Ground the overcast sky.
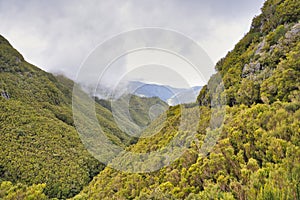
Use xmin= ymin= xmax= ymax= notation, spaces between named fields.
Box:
xmin=0 ymin=0 xmax=265 ymax=87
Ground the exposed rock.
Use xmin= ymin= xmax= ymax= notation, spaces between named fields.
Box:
xmin=242 ymin=62 xmax=261 ymax=78
xmin=285 ymin=22 xmax=300 ymax=39
xmin=290 ymin=23 xmax=300 ymax=34
xmin=1 ymin=91 xmax=10 ymax=99
xmin=15 ymin=57 xmax=21 ymax=64
xmin=255 ymin=39 xmax=266 ymax=55
xmin=269 ymin=44 xmax=277 ymax=53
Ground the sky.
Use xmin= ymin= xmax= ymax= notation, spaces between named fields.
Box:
xmin=0 ymin=0 xmax=265 ymax=88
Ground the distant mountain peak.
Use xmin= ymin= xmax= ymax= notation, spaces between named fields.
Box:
xmin=127 ymin=81 xmax=202 ymax=106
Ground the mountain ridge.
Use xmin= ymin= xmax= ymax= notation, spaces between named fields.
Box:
xmin=0 ymin=37 xmax=172 ymax=198
xmin=0 ymin=0 xmax=299 ymax=199
xmin=73 ymin=0 xmax=300 ymax=199
xmin=127 ymin=81 xmax=202 ymax=105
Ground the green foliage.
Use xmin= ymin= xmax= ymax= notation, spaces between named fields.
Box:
xmin=237 ymin=79 xmax=260 ymax=106
xmin=0 ymin=33 xmax=169 ymax=198
xmin=0 ymin=181 xmax=48 ymax=200
xmin=261 ymin=41 xmax=300 ymax=104
xmin=266 ymin=25 xmax=287 ymax=46
xmin=251 ymin=0 xmax=300 ymax=34
xmin=74 ymin=101 xmax=299 ymax=200
xmin=0 ymin=35 xmax=140 ymax=198
xmin=0 ymin=97 xmax=103 ymax=199
xmin=127 ymin=95 xmax=168 ymax=127
xmin=72 ymin=0 xmax=300 ymax=199
xmin=1 ymin=0 xmax=300 ymax=199
xmin=206 ymin=0 xmax=300 ymax=108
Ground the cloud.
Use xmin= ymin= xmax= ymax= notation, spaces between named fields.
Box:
xmin=0 ymin=0 xmax=265 ymax=87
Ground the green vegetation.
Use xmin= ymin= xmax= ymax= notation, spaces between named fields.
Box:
xmin=74 ymin=102 xmax=300 ymax=200
xmin=94 ymin=94 xmax=168 ymax=139
xmin=0 ymin=34 xmax=169 ymax=199
xmin=0 ymin=35 xmax=107 ymax=199
xmin=73 ymin=0 xmax=300 ymax=199
xmin=0 ymin=0 xmax=299 ymax=199
xmin=211 ymin=0 xmax=300 ymax=107
xmin=0 ymin=181 xmax=47 ymax=200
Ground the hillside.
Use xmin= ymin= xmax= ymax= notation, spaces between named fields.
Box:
xmin=0 ymin=33 xmax=171 ymax=199
xmin=0 ymin=0 xmax=299 ymax=199
xmin=73 ymin=0 xmax=300 ymax=199
xmin=0 ymin=35 xmax=147 ymax=199
xmin=95 ymin=94 xmax=168 ymax=135
xmin=0 ymin=35 xmax=102 ymax=199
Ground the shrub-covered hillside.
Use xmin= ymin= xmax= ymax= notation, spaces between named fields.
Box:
xmin=0 ymin=33 xmax=169 ymax=199
xmin=0 ymin=35 xmax=104 ymax=199
xmin=0 ymin=34 xmax=151 ymax=199
xmin=199 ymin=0 xmax=300 ymax=106
xmin=73 ymin=0 xmax=300 ymax=199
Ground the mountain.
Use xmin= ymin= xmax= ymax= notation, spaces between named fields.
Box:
xmin=0 ymin=34 xmax=171 ymax=199
xmin=95 ymin=94 xmax=168 ymax=137
xmin=127 ymin=81 xmax=202 ymax=105
xmin=167 ymin=86 xmax=202 ymax=106
xmin=0 ymin=34 xmax=142 ymax=199
xmin=73 ymin=0 xmax=300 ymax=199
xmin=84 ymin=81 xmax=201 ymax=106
xmin=0 ymin=0 xmax=299 ymax=199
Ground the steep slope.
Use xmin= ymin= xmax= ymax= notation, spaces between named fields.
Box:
xmin=198 ymin=0 xmax=300 ymax=106
xmin=0 ymin=35 xmax=137 ymax=199
xmin=73 ymin=0 xmax=300 ymax=199
xmin=95 ymin=95 xmax=168 ymax=132
xmin=0 ymin=35 xmax=171 ymax=199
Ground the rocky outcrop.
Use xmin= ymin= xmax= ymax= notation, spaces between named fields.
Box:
xmin=1 ymin=91 xmax=10 ymax=99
